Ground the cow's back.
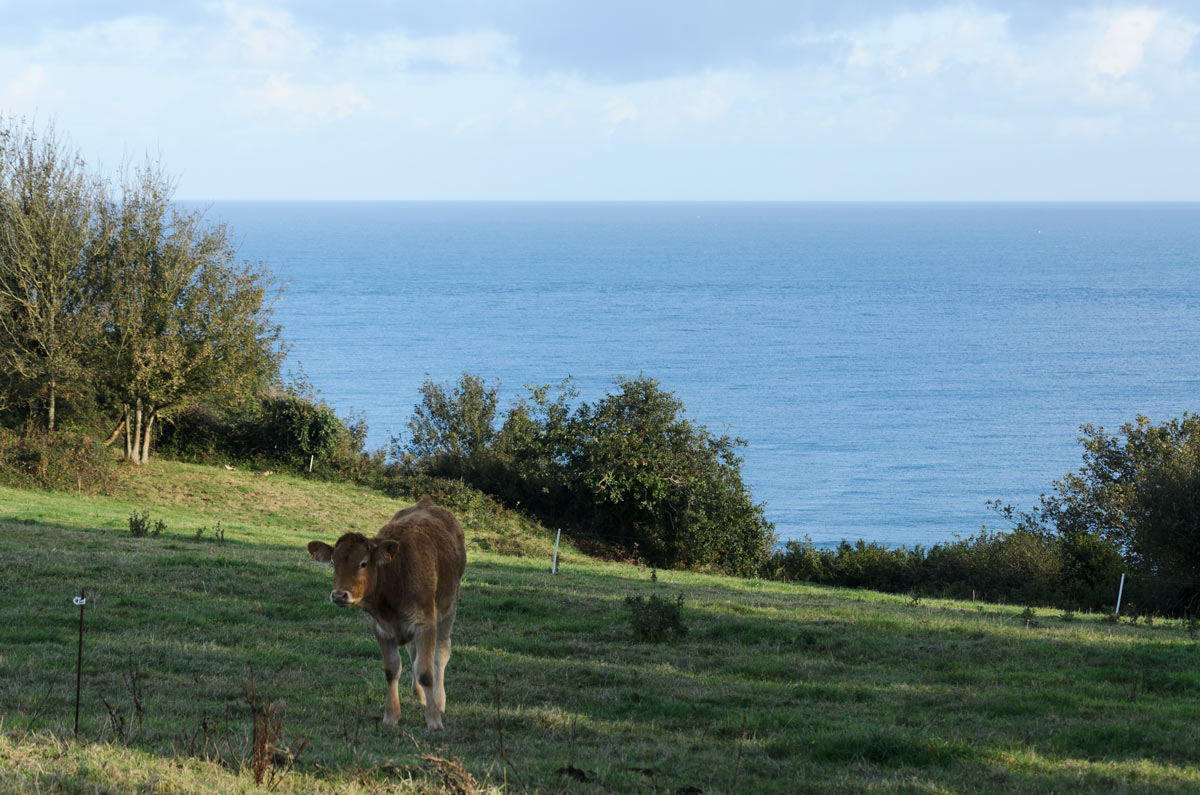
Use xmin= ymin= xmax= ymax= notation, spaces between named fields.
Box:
xmin=377 ymin=495 xmax=466 ymax=609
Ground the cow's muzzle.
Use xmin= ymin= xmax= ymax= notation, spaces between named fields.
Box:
xmin=330 ymin=590 xmax=355 ymax=606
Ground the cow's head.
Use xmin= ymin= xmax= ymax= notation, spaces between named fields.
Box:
xmin=307 ymin=532 xmax=400 ymax=607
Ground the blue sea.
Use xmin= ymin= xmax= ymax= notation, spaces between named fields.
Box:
xmin=205 ymin=201 xmax=1200 ymax=548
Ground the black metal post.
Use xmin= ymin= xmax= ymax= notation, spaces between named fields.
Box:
xmin=74 ymin=589 xmax=86 ymax=738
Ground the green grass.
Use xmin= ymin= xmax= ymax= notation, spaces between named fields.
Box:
xmin=2 ymin=462 xmax=1199 ymax=793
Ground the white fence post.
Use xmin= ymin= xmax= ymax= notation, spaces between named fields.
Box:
xmin=1115 ymin=572 xmax=1126 ymax=616
xmin=551 ymin=528 xmax=561 ymax=574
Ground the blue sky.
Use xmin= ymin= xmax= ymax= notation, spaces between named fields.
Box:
xmin=3 ymin=1 xmax=1198 ymax=200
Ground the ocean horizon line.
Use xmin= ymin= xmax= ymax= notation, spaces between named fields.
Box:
xmin=177 ymin=198 xmax=1200 ymax=205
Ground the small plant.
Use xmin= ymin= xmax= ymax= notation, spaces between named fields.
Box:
xmin=1185 ymin=616 xmax=1199 ymax=638
xmin=100 ymin=660 xmax=147 ymax=742
xmin=152 ymin=518 xmax=167 ymax=538
xmin=907 ymin=590 xmax=922 ymax=607
xmin=194 ymin=526 xmax=206 ymax=542
xmin=1128 ymin=648 xmax=1142 ymax=702
xmin=214 ymin=521 xmax=225 ymax=545
xmin=1058 ymin=610 xmax=1077 ymax=623
xmin=1019 ymin=607 xmax=1040 ymax=629
xmin=625 ymin=593 xmax=688 ymax=643
xmin=242 ymin=675 xmax=307 ymax=789
xmin=129 ymin=510 xmax=151 ymax=538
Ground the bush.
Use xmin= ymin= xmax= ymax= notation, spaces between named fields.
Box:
xmin=0 ymin=428 xmax=117 ymax=493
xmin=767 ymin=528 xmax=1123 ymax=613
xmin=998 ymin=415 xmax=1200 ymax=615
xmin=399 ymin=374 xmax=777 ymax=576
xmin=625 ymin=593 xmax=688 ymax=643
xmin=156 ymin=392 xmax=379 ymax=481
xmin=402 ymin=374 xmax=500 ymax=479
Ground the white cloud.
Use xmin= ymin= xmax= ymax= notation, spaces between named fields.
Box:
xmin=1089 ymin=8 xmax=1161 ymax=79
xmin=1070 ymin=6 xmax=1199 ymax=107
xmin=2 ymin=65 xmax=54 ymax=108
xmin=240 ymin=73 xmax=371 ymax=124
xmin=604 ymin=95 xmax=638 ymax=129
xmin=2 ymin=3 xmax=1199 ymax=199
xmin=840 ymin=7 xmax=1013 ymax=79
xmin=222 ymin=4 xmax=315 ymax=66
xmin=25 ymin=16 xmax=174 ymax=65
xmin=361 ymin=30 xmax=518 ymax=72
xmin=686 ymin=74 xmax=732 ymax=123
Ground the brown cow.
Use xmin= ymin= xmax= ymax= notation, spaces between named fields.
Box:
xmin=307 ymin=495 xmax=466 ymax=731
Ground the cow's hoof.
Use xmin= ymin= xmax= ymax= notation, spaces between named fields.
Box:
xmin=425 ymin=717 xmax=444 ymax=731
xmin=382 ymin=713 xmax=399 ymax=727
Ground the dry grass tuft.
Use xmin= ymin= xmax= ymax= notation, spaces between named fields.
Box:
xmin=418 ymin=753 xmax=481 ymax=795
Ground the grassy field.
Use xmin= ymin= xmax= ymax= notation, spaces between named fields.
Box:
xmin=1 ymin=462 xmax=1198 ymax=793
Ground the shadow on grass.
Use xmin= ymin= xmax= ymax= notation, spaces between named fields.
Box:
xmin=2 ymin=520 xmax=1198 ymax=793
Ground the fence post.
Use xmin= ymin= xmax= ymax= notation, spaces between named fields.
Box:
xmin=551 ymin=529 xmax=561 ymax=574
xmin=73 ymin=589 xmax=87 ymax=737
xmin=1115 ymin=572 xmax=1126 ymax=616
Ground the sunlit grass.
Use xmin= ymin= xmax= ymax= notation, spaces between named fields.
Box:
xmin=1 ymin=462 xmax=1198 ymax=792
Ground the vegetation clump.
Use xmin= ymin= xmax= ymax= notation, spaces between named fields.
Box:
xmin=624 ymin=593 xmax=688 ymax=643
xmin=0 ymin=116 xmax=283 ymax=468
xmin=398 ymin=373 xmax=776 ymax=576
xmin=766 ymin=528 xmax=1124 ymax=613
xmin=995 ymin=415 xmax=1200 ymax=616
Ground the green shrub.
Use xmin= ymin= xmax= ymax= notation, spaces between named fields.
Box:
xmin=767 ymin=527 xmax=1122 ymax=613
xmin=997 ymin=414 xmax=1200 ymax=615
xmin=400 ymin=373 xmax=777 ymax=576
xmin=0 ymin=428 xmax=117 ymax=493
xmin=156 ymin=392 xmax=379 ymax=481
xmin=625 ymin=593 xmax=688 ymax=643
xmin=401 ymin=374 xmax=500 ymax=479
xmin=129 ymin=510 xmax=151 ymax=538
xmin=127 ymin=511 xmax=165 ymax=538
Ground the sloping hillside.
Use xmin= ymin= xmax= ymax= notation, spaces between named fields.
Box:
xmin=1 ymin=464 xmax=1198 ymax=793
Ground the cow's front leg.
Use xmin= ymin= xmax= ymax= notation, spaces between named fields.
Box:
xmin=414 ymin=613 xmax=442 ymax=730
xmin=375 ymin=630 xmax=403 ymax=726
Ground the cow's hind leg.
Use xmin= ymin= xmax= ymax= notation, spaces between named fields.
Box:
xmin=414 ymin=613 xmax=442 ymax=730
xmin=375 ymin=632 xmax=403 ymax=727
xmin=405 ymin=641 xmax=425 ymax=706
xmin=433 ymin=604 xmax=456 ymax=713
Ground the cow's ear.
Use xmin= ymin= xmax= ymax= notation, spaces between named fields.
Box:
xmin=372 ymin=539 xmax=400 ymax=565
xmin=308 ymin=541 xmax=334 ymax=563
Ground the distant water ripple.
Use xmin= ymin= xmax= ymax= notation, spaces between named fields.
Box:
xmin=204 ymin=201 xmax=1200 ymax=547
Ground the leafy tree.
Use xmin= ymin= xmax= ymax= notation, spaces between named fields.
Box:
xmin=402 ymin=373 xmax=500 ymax=478
xmin=567 ymin=376 xmax=775 ymax=575
xmin=495 ymin=378 xmax=580 ymax=507
xmin=94 ymin=164 xmax=284 ymax=464
xmin=0 ymin=118 xmax=106 ymax=430
xmin=402 ymin=373 xmax=776 ymax=575
xmin=1000 ymin=415 xmax=1200 ymax=614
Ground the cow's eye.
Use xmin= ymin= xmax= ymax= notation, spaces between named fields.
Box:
xmin=359 ymin=560 xmax=368 ymax=569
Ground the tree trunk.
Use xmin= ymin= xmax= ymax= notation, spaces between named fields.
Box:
xmin=104 ymin=417 xmax=126 ymax=446
xmin=123 ymin=404 xmax=132 ymax=461
xmin=48 ymin=380 xmax=56 ymax=432
xmin=132 ymin=398 xmax=144 ymax=465
xmin=141 ymin=409 xmax=156 ymax=464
